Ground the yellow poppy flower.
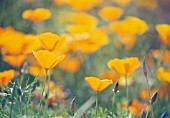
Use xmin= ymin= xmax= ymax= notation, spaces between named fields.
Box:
xmin=85 ymin=77 xmax=112 ymax=92
xmin=3 ymin=55 xmax=26 ymax=67
xmin=32 ymin=50 xmax=65 ymax=70
xmin=0 ymin=70 xmax=15 ymax=86
xmin=108 ymin=57 xmax=141 ymax=76
xmin=22 ymin=8 xmax=51 ymax=22
xmin=156 ymin=24 xmax=170 ymax=46
xmin=39 ymin=32 xmax=63 ymax=51
xmin=98 ymin=6 xmax=123 ymax=22
xmin=157 ymin=67 xmax=170 ymax=83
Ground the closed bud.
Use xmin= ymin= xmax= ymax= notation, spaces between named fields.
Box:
xmin=17 ymin=88 xmax=22 ymax=96
xmin=1 ymin=99 xmax=6 ymax=108
xmin=113 ymin=82 xmax=119 ymax=93
xmin=141 ymin=110 xmax=146 ymax=118
xmin=150 ymin=91 xmax=158 ymax=104
xmin=143 ymin=58 xmax=148 ymax=77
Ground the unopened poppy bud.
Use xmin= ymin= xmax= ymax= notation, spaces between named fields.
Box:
xmin=160 ymin=112 xmax=167 ymax=118
xmin=113 ymin=82 xmax=119 ymax=93
xmin=70 ymin=97 xmax=76 ymax=114
xmin=150 ymin=91 xmax=158 ymax=104
xmin=143 ymin=58 xmax=148 ymax=77
xmin=128 ymin=99 xmax=132 ymax=106
xmin=141 ymin=110 xmax=146 ymax=118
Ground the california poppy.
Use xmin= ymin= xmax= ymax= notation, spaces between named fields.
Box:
xmin=32 ymin=50 xmax=65 ymax=70
xmin=108 ymin=57 xmax=141 ymax=76
xmin=112 ymin=0 xmax=132 ymax=7
xmin=156 ymin=24 xmax=170 ymax=46
xmin=39 ymin=32 xmax=63 ymax=51
xmin=98 ymin=6 xmax=123 ymax=22
xmin=22 ymin=8 xmax=51 ymax=22
xmin=85 ymin=77 xmax=112 ymax=92
xmin=157 ymin=67 xmax=170 ymax=84
xmin=0 ymin=70 xmax=15 ymax=86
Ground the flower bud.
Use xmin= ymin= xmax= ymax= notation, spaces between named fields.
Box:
xmin=150 ymin=91 xmax=158 ymax=104
xmin=143 ymin=58 xmax=148 ymax=77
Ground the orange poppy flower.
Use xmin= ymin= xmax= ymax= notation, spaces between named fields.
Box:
xmin=65 ymin=0 xmax=101 ymax=11
xmin=53 ymin=0 xmax=66 ymax=6
xmin=3 ymin=55 xmax=26 ymax=67
xmin=22 ymin=8 xmax=51 ymax=22
xmin=129 ymin=99 xmax=147 ymax=116
xmin=32 ymin=50 xmax=65 ymax=70
xmin=98 ymin=6 xmax=123 ymax=22
xmin=0 ymin=70 xmax=15 ymax=86
xmin=28 ymin=65 xmax=45 ymax=78
xmin=140 ymin=89 xmax=157 ymax=101
xmin=99 ymin=70 xmax=120 ymax=83
xmin=39 ymin=32 xmax=63 ymax=51
xmin=112 ymin=0 xmax=132 ymax=7
xmin=156 ymin=24 xmax=170 ymax=46
xmin=59 ymin=56 xmax=81 ymax=73
xmin=51 ymin=116 xmax=64 ymax=118
xmin=85 ymin=77 xmax=112 ymax=92
xmin=157 ymin=67 xmax=170 ymax=84
xmin=68 ymin=12 xmax=98 ymax=26
xmin=108 ymin=57 xmax=141 ymax=76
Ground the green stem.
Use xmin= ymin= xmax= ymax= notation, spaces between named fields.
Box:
xmin=45 ymin=70 xmax=51 ymax=116
xmin=10 ymin=82 xmax=16 ymax=118
xmin=145 ymin=105 xmax=151 ymax=118
xmin=125 ymin=76 xmax=129 ymax=114
xmin=112 ymin=92 xmax=116 ymax=116
xmin=145 ymin=76 xmax=154 ymax=118
xmin=95 ymin=92 xmax=98 ymax=118
xmin=39 ymin=70 xmax=48 ymax=108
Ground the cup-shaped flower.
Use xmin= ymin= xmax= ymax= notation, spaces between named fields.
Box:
xmin=157 ymin=67 xmax=170 ymax=84
xmin=39 ymin=32 xmax=63 ymax=51
xmin=0 ymin=70 xmax=15 ymax=86
xmin=85 ymin=77 xmax=112 ymax=92
xmin=32 ymin=50 xmax=65 ymax=70
xmin=108 ymin=57 xmax=141 ymax=76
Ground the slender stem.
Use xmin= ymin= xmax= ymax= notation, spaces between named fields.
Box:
xmin=45 ymin=70 xmax=51 ymax=116
xmin=145 ymin=105 xmax=151 ymax=118
xmin=112 ymin=93 xmax=116 ymax=116
xmin=39 ymin=70 xmax=48 ymax=108
xmin=10 ymin=82 xmax=16 ymax=118
xmin=95 ymin=92 xmax=98 ymax=118
xmin=125 ymin=76 xmax=129 ymax=114
xmin=145 ymin=76 xmax=154 ymax=118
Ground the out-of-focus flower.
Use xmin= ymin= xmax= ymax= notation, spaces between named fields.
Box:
xmin=85 ymin=77 xmax=112 ymax=92
xmin=135 ymin=0 xmax=158 ymax=10
xmin=22 ymin=8 xmax=51 ymax=22
xmin=28 ymin=65 xmax=45 ymax=78
xmin=39 ymin=32 xmax=64 ymax=51
xmin=98 ymin=6 xmax=123 ymax=22
xmin=157 ymin=67 xmax=170 ymax=84
xmin=140 ymin=89 xmax=157 ymax=101
xmin=99 ymin=70 xmax=120 ymax=83
xmin=108 ymin=57 xmax=141 ymax=76
xmin=0 ymin=26 xmax=14 ymax=34
xmin=70 ymin=29 xmax=109 ymax=54
xmin=0 ymin=30 xmax=25 ymax=55
xmin=129 ymin=99 xmax=147 ymax=116
xmin=53 ymin=0 xmax=66 ymax=6
xmin=65 ymin=0 xmax=102 ymax=11
xmin=32 ymin=50 xmax=65 ymax=70
xmin=151 ymin=50 xmax=170 ymax=64
xmin=0 ymin=70 xmax=15 ymax=86
xmin=158 ymin=84 xmax=168 ymax=99
xmin=112 ymin=0 xmax=132 ymax=7
xmin=68 ymin=12 xmax=98 ymax=27
xmin=59 ymin=56 xmax=82 ymax=73
xmin=156 ymin=24 xmax=170 ymax=46
xmin=110 ymin=16 xmax=148 ymax=50
xmin=110 ymin=16 xmax=148 ymax=36
xmin=3 ymin=55 xmax=26 ymax=67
